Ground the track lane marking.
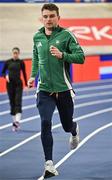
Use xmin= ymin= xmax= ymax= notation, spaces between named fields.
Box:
xmin=1 ymin=83 xmax=112 ymax=104
xmin=0 ymin=107 xmax=112 ymax=157
xmin=55 ymin=122 xmax=112 ymax=168
xmin=38 ymin=122 xmax=112 ymax=180
xmin=1 ymin=98 xmax=112 ymax=116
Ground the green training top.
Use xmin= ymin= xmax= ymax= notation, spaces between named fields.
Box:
xmin=31 ymin=26 xmax=85 ymax=93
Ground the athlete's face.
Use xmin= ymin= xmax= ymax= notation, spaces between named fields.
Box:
xmin=42 ymin=10 xmax=60 ymax=29
xmin=12 ymin=50 xmax=20 ymax=60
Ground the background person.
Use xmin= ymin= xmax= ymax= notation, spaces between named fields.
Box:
xmin=2 ymin=47 xmax=27 ymax=131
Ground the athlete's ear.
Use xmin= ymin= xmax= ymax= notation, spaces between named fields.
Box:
xmin=58 ymin=16 xmax=60 ymax=20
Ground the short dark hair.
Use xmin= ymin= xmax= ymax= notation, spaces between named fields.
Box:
xmin=12 ymin=47 xmax=20 ymax=52
xmin=41 ymin=3 xmax=59 ymax=16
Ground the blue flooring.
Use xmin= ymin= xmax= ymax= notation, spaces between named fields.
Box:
xmin=0 ymin=79 xmax=112 ymax=180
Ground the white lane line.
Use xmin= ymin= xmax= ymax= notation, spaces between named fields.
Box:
xmin=0 ymin=88 xmax=36 ymax=96
xmin=0 ymin=133 xmax=41 ymax=157
xmin=1 ymin=82 xmax=112 ymax=104
xmin=0 ymin=104 xmax=36 ymax=115
xmin=76 ymin=91 xmax=112 ymax=99
xmin=0 ymin=107 xmax=112 ymax=157
xmin=1 ymin=91 xmax=112 ymax=105
xmin=75 ymin=107 xmax=112 ymax=121
xmin=76 ymin=84 xmax=112 ymax=92
xmin=0 ymin=95 xmax=34 ymax=105
xmin=76 ymin=99 xmax=112 ymax=108
xmin=0 ymin=104 xmax=112 ymax=130
xmin=55 ymin=122 xmax=112 ymax=169
xmin=0 ymin=110 xmax=58 ymax=130
xmin=0 ymin=115 xmax=39 ymax=130
xmin=0 ymin=97 xmax=112 ymax=130
xmin=0 ymin=123 xmax=60 ymax=157
xmin=1 ymin=98 xmax=112 ymax=116
xmin=0 ymin=79 xmax=112 ymax=96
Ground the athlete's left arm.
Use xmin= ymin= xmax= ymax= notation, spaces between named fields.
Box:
xmin=62 ymin=33 xmax=85 ymax=64
xmin=21 ymin=60 xmax=27 ymax=86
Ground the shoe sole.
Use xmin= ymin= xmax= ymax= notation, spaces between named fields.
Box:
xmin=44 ymin=170 xmax=58 ymax=179
xmin=12 ymin=126 xmax=20 ymax=132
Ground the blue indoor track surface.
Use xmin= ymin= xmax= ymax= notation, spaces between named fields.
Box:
xmin=0 ymin=79 xmax=112 ymax=180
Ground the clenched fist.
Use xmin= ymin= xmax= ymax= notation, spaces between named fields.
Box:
xmin=50 ymin=45 xmax=63 ymax=59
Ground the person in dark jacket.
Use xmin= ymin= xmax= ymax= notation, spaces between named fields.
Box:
xmin=2 ymin=47 xmax=27 ymax=131
xmin=28 ymin=3 xmax=85 ymax=179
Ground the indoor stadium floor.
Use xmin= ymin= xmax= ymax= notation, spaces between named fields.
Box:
xmin=0 ymin=79 xmax=112 ymax=180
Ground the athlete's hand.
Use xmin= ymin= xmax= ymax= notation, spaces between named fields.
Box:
xmin=6 ymin=74 xmax=10 ymax=82
xmin=27 ymin=77 xmax=35 ymax=88
xmin=50 ymin=45 xmax=63 ymax=59
xmin=24 ymin=86 xmax=28 ymax=90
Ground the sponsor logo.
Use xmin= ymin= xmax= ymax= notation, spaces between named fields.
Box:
xmin=69 ymin=26 xmax=112 ymax=41
xmin=37 ymin=42 xmax=42 ymax=48
xmin=60 ymin=18 xmax=112 ymax=46
xmin=56 ymin=40 xmax=60 ymax=44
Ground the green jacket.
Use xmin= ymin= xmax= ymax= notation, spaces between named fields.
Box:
xmin=31 ymin=26 xmax=85 ymax=92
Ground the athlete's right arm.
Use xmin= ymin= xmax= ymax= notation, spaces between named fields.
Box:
xmin=28 ymin=37 xmax=39 ymax=88
xmin=27 ymin=77 xmax=35 ymax=88
xmin=1 ymin=61 xmax=10 ymax=82
xmin=2 ymin=61 xmax=8 ymax=77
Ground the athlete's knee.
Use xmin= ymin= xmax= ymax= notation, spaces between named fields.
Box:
xmin=63 ymin=126 xmax=71 ymax=133
xmin=41 ymin=119 xmax=51 ymax=132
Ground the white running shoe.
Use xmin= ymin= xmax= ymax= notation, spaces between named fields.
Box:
xmin=69 ymin=123 xmax=80 ymax=150
xmin=43 ymin=160 xmax=58 ymax=179
xmin=12 ymin=121 xmax=20 ymax=132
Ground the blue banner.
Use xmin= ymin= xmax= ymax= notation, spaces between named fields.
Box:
xmin=0 ymin=61 xmax=4 ymax=77
xmin=0 ymin=0 xmax=50 ymax=2
xmin=0 ymin=0 xmax=111 ymax=2
xmin=0 ymin=0 xmax=24 ymax=2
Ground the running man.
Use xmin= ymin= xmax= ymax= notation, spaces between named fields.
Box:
xmin=28 ymin=3 xmax=85 ymax=179
xmin=2 ymin=47 xmax=27 ymax=131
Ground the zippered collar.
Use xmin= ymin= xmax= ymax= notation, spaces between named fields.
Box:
xmin=39 ymin=26 xmax=63 ymax=34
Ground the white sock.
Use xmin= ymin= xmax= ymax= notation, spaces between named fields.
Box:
xmin=12 ymin=115 xmax=16 ymax=122
xmin=15 ymin=113 xmax=21 ymax=122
